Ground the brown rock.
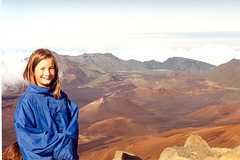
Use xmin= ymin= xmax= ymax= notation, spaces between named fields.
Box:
xmin=113 ymin=151 xmax=142 ymax=160
xmin=184 ymin=133 xmax=210 ymax=149
xmin=159 ymin=147 xmax=188 ymax=160
xmin=233 ymin=145 xmax=240 ymax=153
xmin=159 ymin=133 xmax=240 ymax=160
xmin=219 ymin=151 xmax=240 ymax=160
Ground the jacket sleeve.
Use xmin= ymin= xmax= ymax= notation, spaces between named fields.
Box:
xmin=54 ymin=99 xmax=79 ymax=160
xmin=14 ymin=98 xmax=79 ymax=160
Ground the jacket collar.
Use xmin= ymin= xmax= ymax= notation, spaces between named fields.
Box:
xmin=28 ymin=83 xmax=53 ymax=94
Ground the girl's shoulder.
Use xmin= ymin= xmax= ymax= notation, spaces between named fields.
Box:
xmin=18 ymin=84 xmax=47 ymax=104
xmin=17 ymin=89 xmax=38 ymax=107
xmin=24 ymin=86 xmax=40 ymax=99
xmin=60 ymin=90 xmax=68 ymax=99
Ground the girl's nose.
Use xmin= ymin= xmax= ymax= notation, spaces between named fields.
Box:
xmin=44 ymin=69 xmax=51 ymax=75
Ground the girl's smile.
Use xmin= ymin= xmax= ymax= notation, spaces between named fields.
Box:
xmin=34 ymin=58 xmax=56 ymax=87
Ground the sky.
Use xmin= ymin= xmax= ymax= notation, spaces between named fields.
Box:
xmin=1 ymin=0 xmax=240 ymax=88
xmin=1 ymin=0 xmax=240 ymax=60
xmin=1 ymin=0 xmax=240 ymax=49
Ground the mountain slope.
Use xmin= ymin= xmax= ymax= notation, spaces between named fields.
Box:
xmin=64 ymin=53 xmax=147 ymax=72
xmin=187 ymin=103 xmax=240 ymax=125
xmin=124 ymin=86 xmax=184 ymax=102
xmin=3 ymin=53 xmax=217 ymax=95
xmin=78 ymin=95 xmax=152 ymax=124
xmin=83 ymin=117 xmax=153 ymax=137
xmin=162 ymin=57 xmax=216 ymax=75
xmin=62 ymin=53 xmax=215 ymax=75
xmin=206 ymin=58 xmax=240 ymax=88
xmin=127 ymin=59 xmax=163 ymax=70
xmin=53 ymin=53 xmax=107 ymax=88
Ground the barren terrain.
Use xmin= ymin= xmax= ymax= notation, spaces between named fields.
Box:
xmin=2 ymin=55 xmax=240 ymax=159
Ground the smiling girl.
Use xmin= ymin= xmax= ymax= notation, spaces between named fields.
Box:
xmin=14 ymin=49 xmax=79 ymax=160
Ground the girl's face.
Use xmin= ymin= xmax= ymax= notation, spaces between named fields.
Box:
xmin=34 ymin=58 xmax=56 ymax=87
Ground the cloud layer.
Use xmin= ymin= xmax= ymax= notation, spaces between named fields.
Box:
xmin=1 ymin=51 xmax=30 ymax=92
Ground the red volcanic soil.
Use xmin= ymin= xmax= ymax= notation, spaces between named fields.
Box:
xmin=2 ymin=95 xmax=22 ymax=149
xmin=104 ymin=82 xmax=137 ymax=94
xmin=206 ymin=58 xmax=240 ymax=88
xmin=124 ymin=86 xmax=184 ymax=103
xmin=63 ymin=87 xmax=105 ymax=108
xmin=187 ymin=103 xmax=240 ymax=124
xmin=78 ymin=95 xmax=152 ymax=124
xmin=169 ymin=71 xmax=198 ymax=78
xmin=78 ymin=124 xmax=240 ymax=160
xmin=83 ymin=117 xmax=153 ymax=137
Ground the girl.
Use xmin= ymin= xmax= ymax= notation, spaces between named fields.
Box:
xmin=14 ymin=49 xmax=79 ymax=160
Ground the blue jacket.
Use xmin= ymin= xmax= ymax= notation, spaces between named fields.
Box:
xmin=14 ymin=83 xmax=79 ymax=160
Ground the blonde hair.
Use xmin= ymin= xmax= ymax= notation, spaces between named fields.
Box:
xmin=2 ymin=141 xmax=22 ymax=160
xmin=23 ymin=49 xmax=61 ymax=99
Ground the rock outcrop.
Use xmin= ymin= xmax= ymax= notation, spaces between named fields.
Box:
xmin=159 ymin=133 xmax=240 ymax=160
xmin=111 ymin=133 xmax=240 ymax=160
xmin=113 ymin=151 xmax=142 ymax=160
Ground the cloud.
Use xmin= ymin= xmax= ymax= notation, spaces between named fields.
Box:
xmin=111 ymin=44 xmax=240 ymax=66
xmin=188 ymin=44 xmax=240 ymax=65
xmin=1 ymin=50 xmax=31 ymax=93
xmin=57 ymin=50 xmax=83 ymax=56
xmin=57 ymin=45 xmax=110 ymax=56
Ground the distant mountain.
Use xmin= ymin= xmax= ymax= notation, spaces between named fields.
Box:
xmin=161 ymin=57 xmax=216 ymax=75
xmin=53 ymin=53 xmax=216 ymax=90
xmin=53 ymin=53 xmax=106 ymax=88
xmin=2 ymin=53 xmax=216 ymax=96
xmin=128 ymin=58 xmax=216 ymax=75
xmin=62 ymin=53 xmax=147 ymax=72
xmin=127 ymin=59 xmax=163 ymax=70
xmin=206 ymin=59 xmax=240 ymax=88
xmin=59 ymin=53 xmax=215 ymax=75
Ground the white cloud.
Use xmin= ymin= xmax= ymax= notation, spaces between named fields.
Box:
xmin=110 ymin=44 xmax=240 ymax=66
xmin=57 ymin=50 xmax=82 ymax=56
xmin=1 ymin=50 xmax=30 ymax=92
xmin=188 ymin=44 xmax=240 ymax=65
xmin=87 ymin=45 xmax=109 ymax=54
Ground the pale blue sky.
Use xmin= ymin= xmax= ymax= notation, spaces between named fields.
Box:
xmin=1 ymin=0 xmax=240 ymax=65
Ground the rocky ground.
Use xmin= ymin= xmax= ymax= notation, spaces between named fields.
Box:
xmin=112 ymin=133 xmax=240 ymax=160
